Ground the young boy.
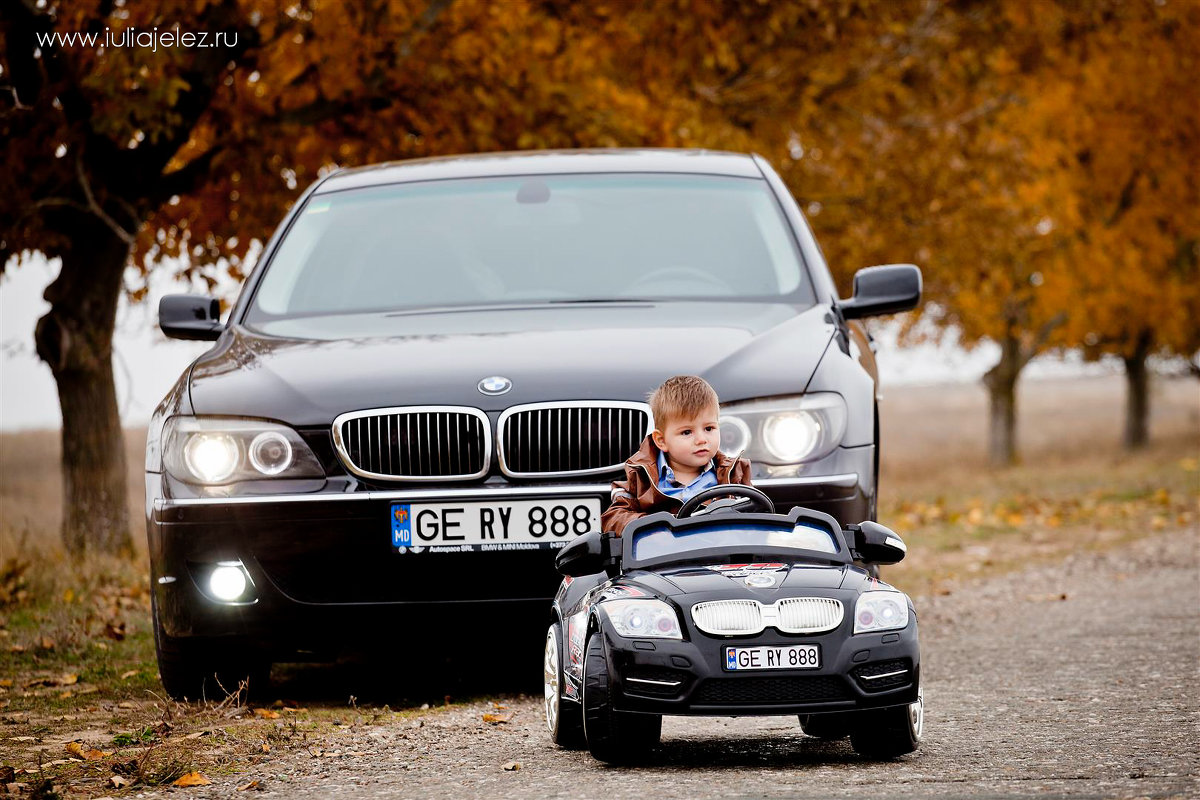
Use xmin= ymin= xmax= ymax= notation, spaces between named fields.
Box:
xmin=601 ymin=375 xmax=753 ymax=535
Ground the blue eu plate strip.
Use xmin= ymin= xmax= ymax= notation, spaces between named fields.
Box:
xmin=391 ymin=503 xmax=412 ymax=547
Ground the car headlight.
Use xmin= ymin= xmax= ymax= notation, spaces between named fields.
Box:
xmin=601 ymin=598 xmax=682 ymax=639
xmin=853 ymin=591 xmax=910 ymax=634
xmin=163 ymin=417 xmax=324 ymax=485
xmin=719 ymin=393 xmax=847 ymax=465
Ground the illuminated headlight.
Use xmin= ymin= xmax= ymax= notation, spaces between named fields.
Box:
xmin=719 ymin=394 xmax=847 ymax=465
xmin=164 ymin=417 xmax=323 ymax=485
xmin=209 ymin=563 xmax=249 ymax=601
xmin=854 ymin=591 xmax=910 ymax=634
xmin=601 ymin=599 xmax=682 ymax=639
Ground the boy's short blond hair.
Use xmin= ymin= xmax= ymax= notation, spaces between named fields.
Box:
xmin=649 ymin=375 xmax=719 ymax=430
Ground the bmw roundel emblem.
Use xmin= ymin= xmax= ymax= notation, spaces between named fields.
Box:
xmin=478 ymin=376 xmax=512 ymax=396
xmin=745 ymin=573 xmax=777 ymax=588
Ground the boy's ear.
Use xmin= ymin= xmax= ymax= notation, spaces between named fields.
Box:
xmin=651 ymin=429 xmax=666 ymax=450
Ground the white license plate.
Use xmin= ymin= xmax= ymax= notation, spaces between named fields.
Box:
xmin=725 ymin=644 xmax=820 ymax=671
xmin=390 ymin=498 xmax=601 ymax=553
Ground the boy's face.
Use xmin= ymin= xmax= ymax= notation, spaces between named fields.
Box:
xmin=652 ymin=404 xmax=721 ymax=474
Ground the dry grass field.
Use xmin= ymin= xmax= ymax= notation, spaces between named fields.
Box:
xmin=0 ymin=372 xmax=1196 ymax=795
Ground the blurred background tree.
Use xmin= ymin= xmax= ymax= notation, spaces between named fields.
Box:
xmin=2 ymin=0 xmax=1195 ymax=551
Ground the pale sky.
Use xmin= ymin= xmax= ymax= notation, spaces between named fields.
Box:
xmin=1 ymin=253 xmax=1118 ymax=431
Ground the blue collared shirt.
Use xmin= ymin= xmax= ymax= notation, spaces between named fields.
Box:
xmin=657 ymin=450 xmax=718 ymax=503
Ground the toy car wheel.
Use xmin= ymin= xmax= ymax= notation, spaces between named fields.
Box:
xmin=582 ymin=633 xmax=662 ymax=764
xmin=544 ymin=622 xmax=585 ymax=748
xmin=849 ymin=684 xmax=923 ymax=758
xmin=153 ymin=594 xmax=269 ymax=702
xmin=798 ymin=712 xmax=854 ymax=740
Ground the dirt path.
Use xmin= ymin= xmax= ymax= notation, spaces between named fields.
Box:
xmin=144 ymin=530 xmax=1199 ymax=799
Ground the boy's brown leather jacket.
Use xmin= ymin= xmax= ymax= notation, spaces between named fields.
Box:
xmin=600 ymin=434 xmax=753 ymax=535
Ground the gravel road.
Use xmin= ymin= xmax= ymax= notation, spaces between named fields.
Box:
xmin=149 ymin=531 xmax=1199 ymax=799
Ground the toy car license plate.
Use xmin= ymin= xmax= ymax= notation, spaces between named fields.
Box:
xmin=725 ymin=644 xmax=820 ymax=671
xmin=390 ymin=498 xmax=600 ymax=553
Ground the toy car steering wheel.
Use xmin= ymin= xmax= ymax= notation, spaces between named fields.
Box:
xmin=677 ymin=485 xmax=775 ymax=518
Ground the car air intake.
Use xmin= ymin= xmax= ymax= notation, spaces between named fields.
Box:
xmin=497 ymin=402 xmax=651 ymax=477
xmin=332 ymin=406 xmax=490 ymax=481
xmin=692 ymin=598 xmax=844 ymax=636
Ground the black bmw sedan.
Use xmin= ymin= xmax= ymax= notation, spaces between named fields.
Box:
xmin=147 ymin=149 xmax=920 ymax=698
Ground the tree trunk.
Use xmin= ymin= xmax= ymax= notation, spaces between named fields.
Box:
xmin=33 ymin=212 xmax=133 ymax=555
xmin=1122 ymin=330 xmax=1153 ymax=450
xmin=982 ymin=333 xmax=1022 ymax=467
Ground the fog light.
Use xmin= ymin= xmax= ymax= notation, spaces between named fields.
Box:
xmin=209 ymin=565 xmax=248 ymax=601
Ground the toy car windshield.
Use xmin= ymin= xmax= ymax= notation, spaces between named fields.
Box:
xmin=630 ymin=520 xmax=842 ymax=562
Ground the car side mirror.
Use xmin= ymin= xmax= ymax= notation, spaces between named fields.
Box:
xmin=160 ymin=294 xmax=223 ymax=341
xmin=839 ymin=264 xmax=922 ymax=320
xmin=555 ymin=531 xmax=605 ymax=577
xmin=845 ymin=521 xmax=907 ymax=565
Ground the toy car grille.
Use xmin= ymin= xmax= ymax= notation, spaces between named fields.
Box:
xmin=691 ymin=598 xmax=844 ymax=635
xmin=693 ymin=676 xmax=850 ymax=705
xmin=776 ymin=597 xmax=845 ymax=633
xmin=691 ymin=600 xmax=763 ymax=635
xmin=497 ymin=402 xmax=651 ymax=477
xmin=332 ymin=407 xmax=490 ymax=481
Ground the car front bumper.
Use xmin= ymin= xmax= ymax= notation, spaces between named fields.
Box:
xmin=598 ymin=620 xmax=919 ymax=717
xmin=148 ymin=467 xmax=872 ymax=655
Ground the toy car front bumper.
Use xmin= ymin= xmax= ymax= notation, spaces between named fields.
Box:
xmin=600 ymin=622 xmax=920 ymax=716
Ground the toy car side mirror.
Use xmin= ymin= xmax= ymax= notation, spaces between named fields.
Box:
xmin=845 ymin=521 xmax=907 ymax=565
xmin=555 ymin=531 xmax=606 ymax=577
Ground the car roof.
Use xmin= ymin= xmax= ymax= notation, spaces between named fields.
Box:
xmin=314 ymin=148 xmax=764 ymax=194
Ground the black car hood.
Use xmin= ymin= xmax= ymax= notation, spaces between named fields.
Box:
xmin=187 ymin=302 xmax=835 ymax=426
xmin=626 ymin=562 xmax=850 ymax=598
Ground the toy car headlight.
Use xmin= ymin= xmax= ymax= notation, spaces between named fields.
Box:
xmin=853 ymin=591 xmax=910 ymax=634
xmin=163 ymin=417 xmax=324 ymax=485
xmin=719 ymin=393 xmax=847 ymax=465
xmin=601 ymin=599 xmax=682 ymax=639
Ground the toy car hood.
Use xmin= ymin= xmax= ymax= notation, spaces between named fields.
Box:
xmin=623 ymin=563 xmax=850 ymax=597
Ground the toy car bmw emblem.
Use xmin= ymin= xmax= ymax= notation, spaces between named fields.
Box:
xmin=478 ymin=376 xmax=512 ymax=395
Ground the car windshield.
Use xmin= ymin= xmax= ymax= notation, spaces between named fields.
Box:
xmin=245 ymin=173 xmax=810 ymax=322
xmin=631 ymin=521 xmax=840 ymax=562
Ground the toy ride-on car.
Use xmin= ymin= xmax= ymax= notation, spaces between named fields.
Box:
xmin=543 ymin=486 xmax=922 ymax=763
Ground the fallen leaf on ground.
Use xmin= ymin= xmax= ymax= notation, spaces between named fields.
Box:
xmin=111 ymin=775 xmax=131 ymax=789
xmin=104 ymin=622 xmax=126 ymax=641
xmin=172 ymin=772 xmax=212 ymax=787
xmin=482 ymin=713 xmax=510 ymax=724
xmin=0 ymin=679 xmax=11 ymax=688
xmin=502 ymin=761 xmax=521 ymax=771
xmin=252 ymin=708 xmax=279 ymax=719
xmin=260 ymin=743 xmax=270 ymax=753
xmin=38 ymin=637 xmax=55 ymax=651
xmin=60 ymin=674 xmax=78 ymax=686
xmin=120 ymin=671 xmax=139 ymax=680
xmin=237 ymin=780 xmax=261 ymax=791
xmin=66 ymin=741 xmax=111 ymax=760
